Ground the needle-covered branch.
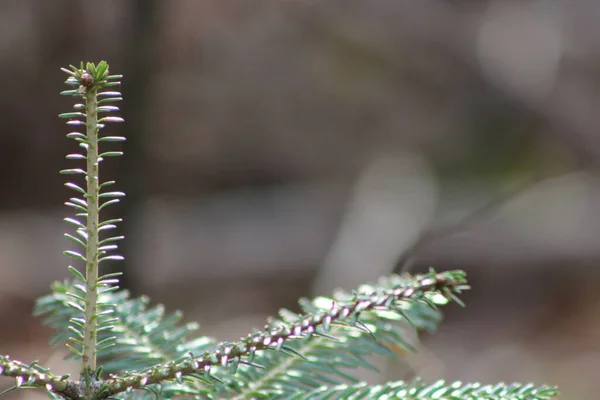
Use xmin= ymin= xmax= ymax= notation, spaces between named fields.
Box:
xmin=99 ymin=269 xmax=468 ymax=397
xmin=5 ymin=60 xmax=559 ymax=400
xmin=57 ymin=61 xmax=125 ymax=397
xmin=0 ymin=356 xmax=75 ymax=396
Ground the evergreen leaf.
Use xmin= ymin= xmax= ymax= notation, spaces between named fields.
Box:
xmin=279 ymin=380 xmax=559 ymax=400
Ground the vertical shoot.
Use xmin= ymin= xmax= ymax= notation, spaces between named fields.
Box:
xmin=58 ymin=62 xmax=125 ymax=378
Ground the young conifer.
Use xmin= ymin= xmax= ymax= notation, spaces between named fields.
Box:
xmin=0 ymin=62 xmax=559 ymax=400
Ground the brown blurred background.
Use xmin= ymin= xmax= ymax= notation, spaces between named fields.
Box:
xmin=1 ymin=0 xmax=600 ymax=398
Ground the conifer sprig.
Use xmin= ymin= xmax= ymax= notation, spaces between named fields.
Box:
xmin=0 ymin=356 xmax=71 ymax=395
xmin=284 ymin=380 xmax=559 ymax=400
xmin=97 ymin=269 xmax=468 ymax=398
xmin=0 ymin=61 xmax=559 ymax=400
xmin=58 ymin=61 xmax=125 ymax=378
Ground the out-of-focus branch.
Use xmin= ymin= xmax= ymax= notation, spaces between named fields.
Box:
xmin=395 ymin=169 xmax=577 ymax=274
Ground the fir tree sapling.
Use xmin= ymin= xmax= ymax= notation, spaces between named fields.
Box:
xmin=0 ymin=62 xmax=560 ymax=399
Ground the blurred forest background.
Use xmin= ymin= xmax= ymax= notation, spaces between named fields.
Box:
xmin=1 ymin=0 xmax=600 ymax=398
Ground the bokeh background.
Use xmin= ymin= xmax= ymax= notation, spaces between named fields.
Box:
xmin=1 ymin=0 xmax=600 ymax=398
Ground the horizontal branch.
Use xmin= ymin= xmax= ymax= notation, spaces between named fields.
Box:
xmin=0 ymin=355 xmax=79 ymax=397
xmin=102 ymin=269 xmax=468 ymax=397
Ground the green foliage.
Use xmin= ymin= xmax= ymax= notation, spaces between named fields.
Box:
xmin=35 ymin=281 xmax=216 ymax=373
xmin=36 ymin=270 xmax=467 ymax=398
xmin=57 ymin=61 xmax=125 ymax=368
xmin=0 ymin=61 xmax=560 ymax=399
xmin=281 ymin=380 xmax=559 ymax=400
